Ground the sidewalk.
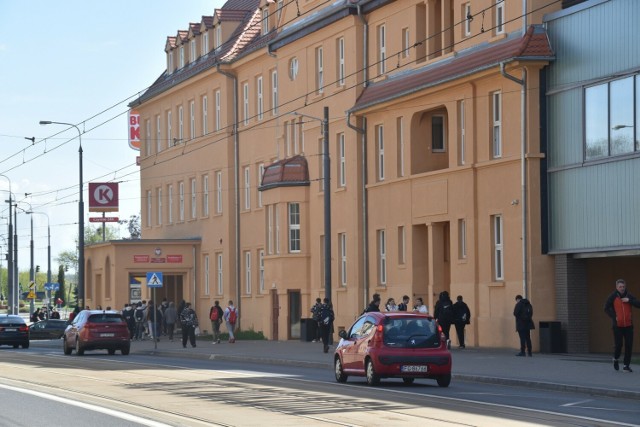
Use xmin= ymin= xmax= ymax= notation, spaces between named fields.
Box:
xmin=131 ymin=337 xmax=640 ymax=401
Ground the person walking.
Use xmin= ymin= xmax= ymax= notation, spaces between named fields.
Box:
xmin=122 ymin=303 xmax=136 ymax=339
xmin=604 ymin=279 xmax=640 ymax=372
xmin=180 ymin=302 xmax=198 ymax=348
xmin=134 ymin=302 xmax=146 ymax=340
xmin=319 ymin=298 xmax=335 ymax=353
xmin=310 ymin=298 xmax=323 ymax=342
xmin=163 ymin=301 xmax=178 ymax=342
xmin=453 ymin=295 xmax=471 ymax=349
xmin=434 ymin=291 xmax=454 ymax=341
xmin=209 ymin=300 xmax=224 ymax=344
xmin=397 ymin=295 xmax=410 ymax=312
xmin=514 ymin=295 xmax=534 ymax=357
xmin=223 ymin=300 xmax=238 ymax=343
xmin=364 ymin=293 xmax=381 ymax=313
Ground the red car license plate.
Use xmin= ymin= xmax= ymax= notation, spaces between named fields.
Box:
xmin=100 ymin=333 xmax=115 ymax=337
xmin=401 ymin=365 xmax=428 ymax=373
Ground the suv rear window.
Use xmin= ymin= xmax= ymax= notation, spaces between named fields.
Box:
xmin=383 ymin=317 xmax=440 ymax=348
xmin=0 ymin=316 xmax=25 ymax=325
xmin=88 ymin=314 xmax=125 ymax=324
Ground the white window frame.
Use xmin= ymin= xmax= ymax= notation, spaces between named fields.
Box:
xmin=179 ymin=182 xmax=185 ymax=221
xmin=458 ymin=218 xmax=467 ymax=259
xmin=191 ymin=178 xmax=197 ymax=219
xmin=217 ymin=253 xmax=223 ymax=295
xmin=258 ymin=163 xmax=264 ymax=207
xmin=204 ymin=255 xmax=210 ymax=295
xmin=244 ymin=166 xmax=251 ymax=210
xmin=190 ymin=39 xmax=196 ymax=62
xmin=257 ymin=75 xmax=263 ymax=121
xmin=339 ymin=232 xmax=347 ymax=286
xmin=464 ymin=3 xmax=472 ymax=37
xmin=167 ymin=110 xmax=172 ymax=149
xmin=202 ymin=95 xmax=208 ymax=135
xmin=267 ymin=205 xmax=274 ymax=254
xmin=495 ymin=0 xmax=505 ymax=35
xmin=168 ymin=184 xmax=173 ymax=224
xmin=376 ymin=124 xmax=385 ymax=181
xmin=146 ymin=190 xmax=152 ymax=227
xmin=179 ymin=45 xmax=185 ymax=68
xmin=145 ymin=119 xmax=151 ymax=156
xmin=189 ymin=100 xmax=195 ymax=140
xmin=202 ymin=32 xmax=209 ymax=56
xmin=378 ymin=229 xmax=387 ymax=286
xmin=259 ymin=249 xmax=265 ymax=292
xmin=262 ymin=8 xmax=269 ymax=35
xmin=378 ymin=24 xmax=386 ymax=74
xmin=398 ymin=226 xmax=406 ymax=264
xmin=216 ymin=170 xmax=223 ymax=214
xmin=288 ymin=202 xmax=300 ymax=253
xmin=243 ymin=82 xmax=249 ymax=125
xmin=215 ymin=90 xmax=221 ymax=131
xmin=337 ymin=37 xmax=345 ymax=86
xmin=156 ymin=115 xmax=161 ymax=153
xmin=157 ymin=187 xmax=162 ymax=225
xmin=402 ymin=28 xmax=410 ymax=58
xmin=492 ymin=91 xmax=502 ymax=158
xmin=316 ymin=46 xmax=324 ymax=94
xmin=178 ymin=105 xmax=184 ymax=142
xmin=168 ymin=51 xmax=174 ymax=73
xmin=493 ymin=215 xmax=504 ymax=280
xmin=203 ymin=174 xmax=209 ymax=216
xmin=245 ymin=251 xmax=252 ymax=294
xmin=338 ymin=133 xmax=346 ymax=187
xmin=271 ymin=70 xmax=278 ymax=114
xmin=275 ymin=204 xmax=281 ymax=254
xmin=397 ymin=117 xmax=405 ymax=177
xmin=459 ymin=100 xmax=466 ymax=165
xmin=215 ymin=25 xmax=222 ymax=49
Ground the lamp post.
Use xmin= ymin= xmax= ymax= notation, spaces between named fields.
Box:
xmin=27 ymin=211 xmax=51 ymax=317
xmin=0 ymin=175 xmax=14 ymax=314
xmin=16 ymin=204 xmax=34 ymax=318
xmin=39 ymin=121 xmax=84 ymax=308
xmin=293 ymin=107 xmax=331 ymax=300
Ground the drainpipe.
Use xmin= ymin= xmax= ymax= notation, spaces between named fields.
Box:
xmin=217 ymin=65 xmax=241 ymax=323
xmin=347 ymin=112 xmax=368 ymax=311
xmin=522 ymin=0 xmax=528 ymax=34
xmin=357 ymin=4 xmax=368 ymax=87
xmin=500 ymin=62 xmax=528 ymax=299
xmin=192 ymin=245 xmax=197 ymax=303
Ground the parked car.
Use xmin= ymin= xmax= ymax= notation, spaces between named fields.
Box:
xmin=0 ymin=314 xmax=30 ymax=349
xmin=62 ymin=310 xmax=130 ymax=355
xmin=29 ymin=319 xmax=68 ymax=340
xmin=334 ymin=312 xmax=451 ymax=387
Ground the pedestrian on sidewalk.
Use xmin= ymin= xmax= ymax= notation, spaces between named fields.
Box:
xmin=180 ymin=302 xmax=198 ymax=348
xmin=209 ymin=300 xmax=224 ymax=344
xmin=604 ymin=279 xmax=640 ymax=373
xmin=397 ymin=295 xmax=410 ymax=312
xmin=514 ymin=295 xmax=534 ymax=357
xmin=134 ymin=302 xmax=146 ymax=340
xmin=434 ymin=291 xmax=454 ymax=341
xmin=164 ymin=301 xmax=177 ymax=341
xmin=364 ymin=293 xmax=381 ymax=313
xmin=122 ymin=303 xmax=136 ymax=339
xmin=453 ymin=295 xmax=471 ymax=349
xmin=224 ymin=300 xmax=238 ymax=343
xmin=311 ymin=298 xmax=323 ymax=342
xmin=319 ymin=298 xmax=335 ymax=353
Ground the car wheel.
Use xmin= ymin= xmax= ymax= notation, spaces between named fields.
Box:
xmin=436 ymin=373 xmax=451 ymax=388
xmin=21 ymin=341 xmax=29 ymax=349
xmin=12 ymin=344 xmax=19 ymax=349
xmin=402 ymin=377 xmax=415 ymax=385
xmin=334 ymin=357 xmax=348 ymax=383
xmin=365 ymin=359 xmax=380 ymax=386
xmin=75 ymin=339 xmax=84 ymax=356
xmin=63 ymin=339 xmax=72 ymax=355
xmin=121 ymin=346 xmax=130 ymax=356
xmin=108 ymin=349 xmax=116 ymax=355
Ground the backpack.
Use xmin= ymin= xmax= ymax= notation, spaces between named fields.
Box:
xmin=228 ymin=307 xmax=237 ymax=325
xmin=134 ymin=308 xmax=145 ymax=321
xmin=522 ymin=302 xmax=533 ymax=321
xmin=210 ymin=306 xmax=220 ymax=321
xmin=440 ymin=303 xmax=454 ymax=323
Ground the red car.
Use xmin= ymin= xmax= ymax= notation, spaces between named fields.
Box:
xmin=334 ymin=312 xmax=452 ymax=386
xmin=63 ymin=310 xmax=130 ymax=356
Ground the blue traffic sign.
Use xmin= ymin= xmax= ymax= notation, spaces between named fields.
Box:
xmin=44 ymin=282 xmax=60 ymax=291
xmin=146 ymin=272 xmax=163 ymax=288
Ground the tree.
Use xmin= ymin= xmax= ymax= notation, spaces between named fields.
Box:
xmin=120 ymin=214 xmax=141 ymax=239
xmin=54 ymin=264 xmax=67 ymax=307
xmin=85 ymin=224 xmax=120 ymax=244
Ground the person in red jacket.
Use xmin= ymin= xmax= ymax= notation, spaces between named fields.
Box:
xmin=604 ymin=279 xmax=640 ymax=372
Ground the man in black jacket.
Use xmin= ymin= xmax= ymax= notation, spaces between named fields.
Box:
xmin=514 ymin=295 xmax=534 ymax=357
xmin=453 ymin=295 xmax=471 ymax=349
xmin=604 ymin=279 xmax=640 ymax=372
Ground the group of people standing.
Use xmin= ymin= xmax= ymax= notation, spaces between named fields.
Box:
xmin=310 ymin=298 xmax=335 ymax=353
xmin=208 ymin=300 xmax=238 ymax=344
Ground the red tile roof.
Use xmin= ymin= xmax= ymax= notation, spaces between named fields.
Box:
xmin=201 ymin=16 xmax=214 ymax=29
xmin=351 ymin=26 xmax=554 ymax=113
xmin=260 ymin=155 xmax=310 ymax=190
xmin=189 ymin=22 xmax=201 ymax=36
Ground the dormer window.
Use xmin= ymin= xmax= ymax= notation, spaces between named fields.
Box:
xmin=190 ymin=39 xmax=196 ymax=62
xmin=262 ymin=8 xmax=269 ymax=36
xmin=202 ymin=32 xmax=209 ymax=55
xmin=168 ymin=51 xmax=174 ymax=73
xmin=179 ymin=45 xmax=185 ymax=68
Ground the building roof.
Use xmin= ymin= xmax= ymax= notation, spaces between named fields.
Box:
xmin=350 ymin=25 xmax=554 ymax=113
xmin=259 ymin=155 xmax=310 ymax=191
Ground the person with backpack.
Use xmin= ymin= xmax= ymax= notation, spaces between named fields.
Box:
xmin=122 ymin=303 xmax=136 ymax=339
xmin=180 ymin=302 xmax=198 ymax=348
xmin=514 ymin=294 xmax=535 ymax=357
xmin=434 ymin=291 xmax=455 ymax=341
xmin=319 ymin=298 xmax=335 ymax=353
xmin=224 ymin=300 xmax=238 ymax=343
xmin=453 ymin=295 xmax=471 ymax=349
xmin=209 ymin=300 xmax=224 ymax=344
xmin=310 ymin=298 xmax=323 ymax=342
xmin=134 ymin=301 xmax=146 ymax=340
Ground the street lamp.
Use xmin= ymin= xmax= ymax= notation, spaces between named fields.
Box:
xmin=27 ymin=211 xmax=51 ymax=316
xmin=39 ymin=121 xmax=84 ymax=308
xmin=16 ymin=203 xmax=35 ymax=318
xmin=293 ymin=107 xmax=331 ymax=301
xmin=0 ymin=175 xmax=15 ymax=314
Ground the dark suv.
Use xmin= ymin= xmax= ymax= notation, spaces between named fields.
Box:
xmin=63 ymin=310 xmax=130 ymax=355
xmin=334 ymin=312 xmax=452 ymax=386
xmin=0 ymin=314 xmax=30 ymax=349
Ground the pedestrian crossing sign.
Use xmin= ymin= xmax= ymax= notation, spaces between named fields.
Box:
xmin=146 ymin=272 xmax=163 ymax=288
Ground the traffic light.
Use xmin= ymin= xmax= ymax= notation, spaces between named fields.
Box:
xmin=36 ymin=265 xmax=40 ymax=273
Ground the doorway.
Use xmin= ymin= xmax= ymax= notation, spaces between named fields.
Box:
xmin=288 ymin=290 xmax=301 ymax=339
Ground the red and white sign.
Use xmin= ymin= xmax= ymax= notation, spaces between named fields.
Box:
xmin=89 ymin=216 xmax=119 ymax=223
xmin=128 ymin=110 xmax=141 ymax=151
xmin=133 ymin=255 xmax=150 ymax=263
xmin=89 ymin=182 xmax=119 ymax=212
xmin=167 ymin=255 xmax=183 ymax=263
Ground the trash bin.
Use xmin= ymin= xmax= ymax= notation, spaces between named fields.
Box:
xmin=300 ymin=318 xmax=317 ymax=342
xmin=539 ymin=321 xmax=563 ymax=353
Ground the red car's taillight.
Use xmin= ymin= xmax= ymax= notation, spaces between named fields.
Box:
xmin=19 ymin=325 xmax=29 ymax=332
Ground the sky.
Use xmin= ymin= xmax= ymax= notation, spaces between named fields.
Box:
xmin=0 ymin=0 xmax=225 ymax=274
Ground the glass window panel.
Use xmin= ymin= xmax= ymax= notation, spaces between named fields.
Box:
xmin=610 ymin=77 xmax=634 ymax=155
xmin=585 ymin=84 xmax=609 ymax=159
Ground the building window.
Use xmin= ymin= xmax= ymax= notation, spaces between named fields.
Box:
xmin=179 ymin=182 xmax=185 ymax=221
xmin=459 ymin=100 xmax=466 ymax=165
xmin=190 ymin=39 xmax=196 ymax=62
xmin=245 ymin=251 xmax=252 ymax=294
xmin=244 ymin=166 xmax=251 ymax=210
xmin=258 ymin=163 xmax=264 ymax=207
xmin=492 ymin=215 xmax=503 ymax=281
xmin=203 ymin=175 xmax=209 ymax=216
xmin=217 ymin=253 xmax=223 ymax=295
xmin=257 ymin=75 xmax=263 ymax=121
xmin=376 ymin=124 xmax=385 ymax=181
xmin=215 ymin=90 xmax=221 ymax=131
xmin=167 ymin=110 xmax=172 ymax=149
xmin=216 ymin=170 xmax=223 ymax=214
xmin=271 ymin=70 xmax=278 ymax=114
xmin=275 ymin=204 xmax=281 ymax=254
xmin=146 ymin=190 xmax=152 ymax=227
xmin=178 ymin=105 xmax=184 ymax=143
xmin=215 ymin=25 xmax=222 ymax=49
xmin=189 ymin=100 xmax=195 ymax=140
xmin=204 ymin=255 xmax=210 ymax=295
xmin=464 ymin=3 xmax=472 ymax=37
xmin=259 ymin=249 xmax=265 ymax=292
xmin=168 ymin=51 xmax=174 ymax=73
xmin=398 ymin=226 xmax=405 ymax=264
xmin=191 ymin=178 xmax=197 ymax=219
xmin=289 ymin=57 xmax=299 ymax=80
xmin=432 ymin=115 xmax=445 ymax=152
xmin=338 ymin=133 xmax=346 ymax=187
xmin=202 ymin=32 xmax=209 ymax=55
xmin=585 ymin=75 xmax=639 ymax=159
xmin=168 ymin=184 xmax=173 ymax=224
xmin=337 ymin=37 xmax=345 ymax=86
xmin=157 ymin=187 xmax=162 ymax=225
xmin=202 ymin=95 xmax=208 ymax=135
xmin=156 ymin=115 xmax=161 ymax=153
xmin=377 ymin=229 xmax=387 ymax=286
xmin=458 ymin=219 xmax=467 ymax=259
xmin=288 ymin=202 xmax=300 ymax=253
xmin=495 ymin=1 xmax=505 ymax=35
xmin=402 ymin=28 xmax=410 ymax=58
xmin=316 ymin=47 xmax=324 ymax=94
xmin=145 ymin=119 xmax=151 ymax=156
xmin=378 ymin=24 xmax=386 ymax=75
xmin=262 ymin=8 xmax=269 ymax=35
xmin=277 ymin=0 xmax=284 ymax=20
xmin=397 ymin=117 xmax=405 ymax=177
xmin=339 ymin=232 xmax=347 ymax=286
xmin=243 ymin=82 xmax=249 ymax=126
xmin=492 ymin=91 xmax=502 ymax=158
xmin=179 ymin=45 xmax=184 ymax=68
xmin=267 ymin=205 xmax=273 ymax=254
